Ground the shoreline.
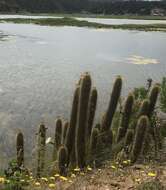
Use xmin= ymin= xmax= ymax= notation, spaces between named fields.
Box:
xmin=0 ymin=17 xmax=166 ymax=32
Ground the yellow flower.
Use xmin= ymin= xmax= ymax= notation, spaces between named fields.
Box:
xmin=0 ymin=177 xmax=5 ymax=184
xmin=48 ymin=183 xmax=56 ymax=188
xmin=111 ymin=165 xmax=116 ymax=169
xmin=122 ymin=160 xmax=128 ymax=164
xmin=127 ymin=160 xmax=131 ymax=163
xmin=68 ymin=180 xmax=73 ymax=183
xmin=71 ymin=173 xmax=76 ymax=178
xmin=98 ymin=169 xmax=101 ymax=171
xmin=29 ymin=176 xmax=33 ymax=180
xmin=20 ymin=179 xmax=25 ymax=182
xmin=54 ymin=174 xmax=60 ymax=177
xmin=148 ymin=172 xmax=156 ymax=177
xmin=87 ymin=166 xmax=92 ymax=171
xmin=34 ymin=182 xmax=41 ymax=186
xmin=5 ymin=179 xmax=10 ymax=184
xmin=59 ymin=176 xmax=68 ymax=181
xmin=74 ymin=167 xmax=80 ymax=172
xmin=50 ymin=176 xmax=55 ymax=180
xmin=41 ymin=177 xmax=48 ymax=182
xmin=80 ymin=172 xmax=85 ymax=176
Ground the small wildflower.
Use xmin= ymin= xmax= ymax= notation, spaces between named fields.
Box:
xmin=59 ymin=176 xmax=68 ymax=181
xmin=54 ymin=174 xmax=60 ymax=177
xmin=5 ymin=179 xmax=10 ymax=184
xmin=74 ymin=167 xmax=80 ymax=172
xmin=122 ymin=160 xmax=128 ymax=164
xmin=148 ymin=172 xmax=156 ymax=177
xmin=0 ymin=177 xmax=5 ymax=184
xmin=50 ymin=176 xmax=55 ymax=180
xmin=111 ymin=165 xmax=116 ymax=169
xmin=34 ymin=182 xmax=41 ymax=186
xmin=48 ymin=183 xmax=56 ymax=188
xmin=20 ymin=179 xmax=25 ymax=182
xmin=29 ymin=176 xmax=33 ymax=180
xmin=87 ymin=166 xmax=92 ymax=171
xmin=68 ymin=180 xmax=73 ymax=183
xmin=98 ymin=169 xmax=101 ymax=171
xmin=41 ymin=177 xmax=48 ymax=182
xmin=80 ymin=172 xmax=85 ymax=176
xmin=71 ymin=173 xmax=76 ymax=178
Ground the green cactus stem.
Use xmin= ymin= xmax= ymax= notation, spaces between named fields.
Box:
xmin=16 ymin=132 xmax=24 ymax=167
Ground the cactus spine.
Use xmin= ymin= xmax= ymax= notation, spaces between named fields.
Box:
xmin=36 ymin=124 xmax=46 ymax=177
xmin=57 ymin=145 xmax=68 ymax=176
xmin=117 ymin=93 xmax=134 ymax=142
xmin=16 ymin=132 xmax=24 ymax=167
xmin=101 ymin=76 xmax=122 ymax=131
xmin=53 ymin=118 xmax=62 ymax=161
xmin=65 ymin=85 xmax=80 ymax=166
xmin=76 ymin=73 xmax=92 ymax=168
xmin=130 ymin=116 xmax=149 ymax=163
xmin=87 ymin=87 xmax=98 ymax=140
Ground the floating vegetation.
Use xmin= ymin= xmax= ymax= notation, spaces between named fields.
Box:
xmin=127 ymin=55 xmax=159 ymax=65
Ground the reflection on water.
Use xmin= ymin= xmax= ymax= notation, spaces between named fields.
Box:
xmin=0 ymin=22 xmax=166 ymax=168
xmin=127 ymin=55 xmax=159 ymax=65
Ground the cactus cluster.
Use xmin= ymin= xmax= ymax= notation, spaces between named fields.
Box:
xmin=12 ymin=73 xmax=161 ymax=179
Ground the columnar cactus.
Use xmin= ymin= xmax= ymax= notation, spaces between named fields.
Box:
xmin=65 ymin=85 xmax=80 ymax=166
xmin=124 ymin=129 xmax=134 ymax=147
xmin=117 ymin=93 xmax=134 ymax=142
xmin=16 ymin=132 xmax=24 ymax=167
xmin=63 ymin=121 xmax=69 ymax=144
xmin=148 ymin=85 xmax=160 ymax=117
xmin=130 ymin=116 xmax=149 ymax=163
xmin=76 ymin=73 xmax=92 ymax=168
xmin=87 ymin=87 xmax=98 ymax=140
xmin=53 ymin=118 xmax=62 ymax=161
xmin=36 ymin=124 xmax=46 ymax=177
xmin=90 ymin=128 xmax=99 ymax=154
xmin=57 ymin=145 xmax=68 ymax=176
xmin=138 ymin=99 xmax=149 ymax=117
xmin=101 ymin=76 xmax=122 ymax=131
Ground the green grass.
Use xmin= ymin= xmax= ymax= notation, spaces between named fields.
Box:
xmin=0 ymin=17 xmax=166 ymax=32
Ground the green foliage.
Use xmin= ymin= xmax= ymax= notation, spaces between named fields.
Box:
xmin=160 ymin=77 xmax=166 ymax=113
xmin=133 ymin=87 xmax=148 ymax=101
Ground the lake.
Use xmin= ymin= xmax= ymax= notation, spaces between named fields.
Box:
xmin=0 ymin=18 xmax=166 ymax=168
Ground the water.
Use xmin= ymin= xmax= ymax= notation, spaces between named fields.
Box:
xmin=0 ymin=21 xmax=166 ymax=168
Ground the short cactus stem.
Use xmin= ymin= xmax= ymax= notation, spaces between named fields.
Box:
xmin=101 ymin=76 xmax=122 ymax=131
xmin=57 ymin=145 xmax=68 ymax=176
xmin=63 ymin=121 xmax=69 ymax=144
xmin=148 ymin=85 xmax=160 ymax=117
xmin=53 ymin=118 xmax=62 ymax=161
xmin=138 ymin=99 xmax=149 ymax=117
xmin=16 ymin=132 xmax=24 ymax=167
xmin=36 ymin=123 xmax=46 ymax=178
xmin=116 ymin=93 xmax=134 ymax=142
xmin=87 ymin=87 xmax=98 ymax=140
xmin=90 ymin=128 xmax=99 ymax=155
xmin=130 ymin=116 xmax=149 ymax=163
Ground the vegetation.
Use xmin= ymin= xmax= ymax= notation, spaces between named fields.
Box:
xmin=160 ymin=77 xmax=166 ymax=113
xmin=0 ymin=72 xmax=165 ymax=189
xmin=0 ymin=17 xmax=166 ymax=32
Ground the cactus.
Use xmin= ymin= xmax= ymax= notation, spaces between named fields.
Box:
xmin=116 ymin=93 xmax=134 ymax=142
xmin=90 ymin=128 xmax=99 ymax=154
xmin=36 ymin=123 xmax=46 ymax=177
xmin=138 ymin=99 xmax=149 ymax=117
xmin=65 ymin=85 xmax=80 ymax=166
xmin=124 ymin=129 xmax=134 ymax=147
xmin=57 ymin=145 xmax=68 ymax=176
xmin=101 ymin=76 xmax=122 ymax=131
xmin=87 ymin=87 xmax=98 ymax=140
xmin=76 ymin=73 xmax=92 ymax=168
xmin=63 ymin=121 xmax=69 ymax=144
xmin=53 ymin=118 xmax=62 ymax=161
xmin=130 ymin=116 xmax=149 ymax=163
xmin=148 ymin=85 xmax=160 ymax=117
xmin=16 ymin=132 xmax=24 ymax=167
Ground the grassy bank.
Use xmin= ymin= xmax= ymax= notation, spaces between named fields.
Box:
xmin=0 ymin=17 xmax=166 ymax=32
